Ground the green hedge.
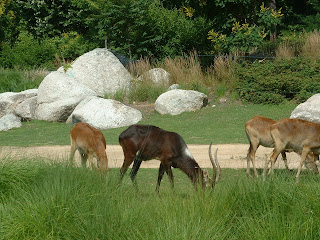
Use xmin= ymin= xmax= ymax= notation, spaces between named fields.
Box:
xmin=235 ymin=58 xmax=320 ymax=104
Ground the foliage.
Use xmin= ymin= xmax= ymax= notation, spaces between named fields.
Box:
xmin=91 ymin=0 xmax=156 ymax=58
xmin=0 ymin=31 xmax=99 ymax=69
xmin=257 ymin=2 xmax=283 ymax=36
xmin=17 ymin=0 xmax=95 ymax=39
xmin=0 ymin=32 xmax=57 ymax=69
xmin=55 ymin=31 xmax=98 ymax=61
xmin=146 ymin=3 xmax=212 ymax=58
xmin=207 ymin=1 xmax=284 ymax=54
xmin=208 ymin=20 xmax=266 ymax=54
xmin=235 ymin=58 xmax=320 ymax=104
xmin=0 ymin=0 xmax=20 ymax=46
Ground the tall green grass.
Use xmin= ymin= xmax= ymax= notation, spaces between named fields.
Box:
xmin=0 ymin=68 xmax=48 ymax=93
xmin=1 ymin=159 xmax=320 ymax=239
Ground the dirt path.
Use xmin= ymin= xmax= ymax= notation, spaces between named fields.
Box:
xmin=0 ymin=144 xmax=303 ymax=169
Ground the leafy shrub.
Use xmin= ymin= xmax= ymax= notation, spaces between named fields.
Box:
xmin=0 ymin=31 xmax=98 ymax=70
xmin=56 ymin=32 xmax=98 ymax=62
xmin=208 ymin=20 xmax=266 ymax=55
xmin=147 ymin=4 xmax=212 ymax=58
xmin=235 ymin=58 xmax=320 ymax=104
xmin=294 ymin=77 xmax=320 ymax=102
xmin=0 ymin=32 xmax=57 ymax=69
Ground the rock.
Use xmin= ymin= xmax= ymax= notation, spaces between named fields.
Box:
xmin=168 ymin=84 xmax=180 ymax=91
xmin=14 ymin=96 xmax=37 ymax=121
xmin=58 ymin=48 xmax=132 ymax=97
xmin=68 ymin=97 xmax=142 ymax=129
xmin=138 ymin=68 xmax=170 ymax=86
xmin=0 ymin=89 xmax=38 ymax=118
xmin=0 ymin=113 xmax=21 ymax=131
xmin=35 ymin=71 xmax=97 ymax=122
xmin=155 ymin=89 xmax=208 ymax=115
xmin=290 ymin=94 xmax=320 ymax=123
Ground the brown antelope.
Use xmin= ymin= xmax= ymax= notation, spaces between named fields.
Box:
xmin=265 ymin=118 xmax=320 ymax=180
xmin=69 ymin=122 xmax=108 ymax=172
xmin=246 ymin=116 xmax=318 ymax=178
xmin=245 ymin=116 xmax=290 ymax=177
xmin=118 ymin=124 xmax=221 ymax=192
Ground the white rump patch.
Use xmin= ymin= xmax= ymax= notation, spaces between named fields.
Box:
xmin=184 ymin=147 xmax=194 ymax=158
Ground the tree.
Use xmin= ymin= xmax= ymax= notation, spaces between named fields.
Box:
xmin=17 ymin=0 xmax=95 ymax=38
xmin=0 ymin=0 xmax=20 ymax=46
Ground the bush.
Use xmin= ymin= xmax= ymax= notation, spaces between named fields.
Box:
xmin=235 ymin=58 xmax=320 ymax=104
xmin=147 ymin=4 xmax=212 ymax=58
xmin=55 ymin=31 xmax=99 ymax=62
xmin=0 ymin=31 xmax=98 ymax=70
xmin=0 ymin=32 xmax=57 ymax=69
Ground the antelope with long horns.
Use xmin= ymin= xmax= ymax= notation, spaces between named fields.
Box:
xmin=118 ymin=124 xmax=221 ymax=192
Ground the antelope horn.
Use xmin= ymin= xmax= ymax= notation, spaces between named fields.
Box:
xmin=209 ymin=142 xmax=221 ymax=188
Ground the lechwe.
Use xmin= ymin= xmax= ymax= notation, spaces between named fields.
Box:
xmin=245 ymin=116 xmax=290 ymax=177
xmin=118 ymin=124 xmax=221 ymax=192
xmin=69 ymin=122 xmax=108 ymax=171
xmin=266 ymin=118 xmax=320 ymax=180
xmin=246 ymin=116 xmax=318 ymax=177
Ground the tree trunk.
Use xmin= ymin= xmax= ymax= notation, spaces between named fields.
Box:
xmin=269 ymin=0 xmax=277 ymax=41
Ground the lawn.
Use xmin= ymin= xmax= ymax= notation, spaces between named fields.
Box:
xmin=0 ymin=102 xmax=297 ymax=146
xmin=1 ymin=102 xmax=320 ymax=239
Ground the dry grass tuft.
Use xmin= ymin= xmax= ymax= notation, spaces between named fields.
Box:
xmin=301 ymin=30 xmax=320 ymax=58
xmin=213 ymin=55 xmax=235 ymax=85
xmin=276 ymin=42 xmax=295 ymax=59
xmin=160 ymin=51 xmax=203 ymax=87
xmin=127 ymin=57 xmax=153 ymax=77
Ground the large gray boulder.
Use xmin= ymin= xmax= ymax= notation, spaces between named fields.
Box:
xmin=58 ymin=48 xmax=132 ymax=97
xmin=35 ymin=71 xmax=97 ymax=122
xmin=138 ymin=68 xmax=170 ymax=86
xmin=67 ymin=97 xmax=142 ymax=129
xmin=0 ymin=89 xmax=38 ymax=118
xmin=155 ymin=89 xmax=208 ymax=115
xmin=0 ymin=113 xmax=21 ymax=131
xmin=14 ymin=96 xmax=38 ymax=121
xmin=290 ymin=94 xmax=320 ymax=123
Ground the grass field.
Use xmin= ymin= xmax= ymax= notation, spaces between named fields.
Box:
xmin=0 ymin=159 xmax=319 ymax=239
xmin=0 ymin=102 xmax=297 ymax=146
xmin=2 ymin=102 xmax=320 ymax=239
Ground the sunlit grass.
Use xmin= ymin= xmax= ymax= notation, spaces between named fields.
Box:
xmin=0 ymin=159 xmax=320 ymax=239
xmin=0 ymin=102 xmax=296 ymax=147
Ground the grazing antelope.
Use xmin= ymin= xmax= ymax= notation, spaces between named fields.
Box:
xmin=265 ymin=118 xmax=320 ymax=180
xmin=69 ymin=122 xmax=108 ymax=172
xmin=246 ymin=116 xmax=318 ymax=177
xmin=245 ymin=116 xmax=290 ymax=177
xmin=118 ymin=124 xmax=221 ymax=192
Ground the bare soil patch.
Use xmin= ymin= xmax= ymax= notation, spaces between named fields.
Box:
xmin=1 ymin=144 xmax=302 ymax=169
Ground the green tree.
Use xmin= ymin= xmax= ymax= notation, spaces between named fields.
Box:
xmin=0 ymin=0 xmax=20 ymax=46
xmin=90 ymin=0 xmax=155 ymax=57
xmin=17 ymin=0 xmax=95 ymax=38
